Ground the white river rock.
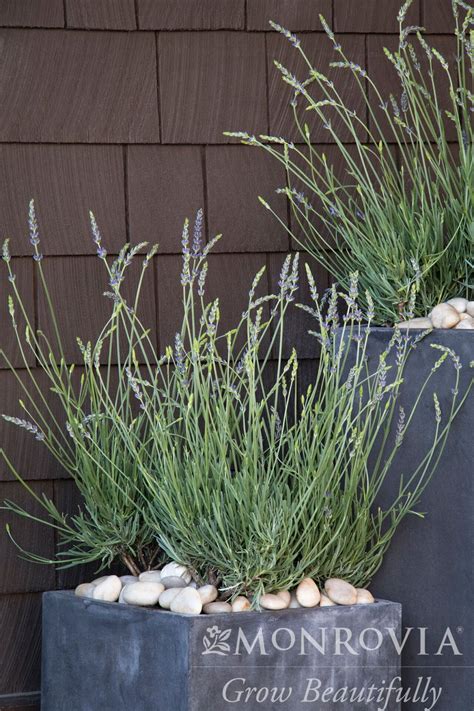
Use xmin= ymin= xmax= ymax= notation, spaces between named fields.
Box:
xmin=122 ymin=582 xmax=164 ymax=606
xmin=203 ymin=601 xmax=232 ymax=614
xmin=161 ymin=576 xmax=187 ymax=589
xmin=295 ymin=578 xmax=321 ymax=608
xmin=356 ymin=588 xmax=375 ymax=604
xmin=197 ymin=585 xmax=218 ymax=605
xmin=319 ymin=593 xmax=336 ymax=607
xmin=75 ymin=582 xmax=96 ymax=598
xmin=396 ymin=317 xmax=432 ymax=330
xmin=430 ymin=303 xmax=460 ymax=329
xmin=260 ymin=593 xmax=289 ymax=610
xmin=159 ymin=587 xmax=183 ymax=610
xmin=455 ymin=316 xmax=474 ymax=329
xmin=160 ymin=562 xmax=192 ymax=584
xmin=325 ymin=578 xmax=357 ymax=606
xmin=447 ymin=297 xmax=468 ymax=313
xmin=92 ymin=575 xmax=122 ymax=603
xmin=232 ymin=596 xmax=252 ymax=612
xmin=120 ymin=575 xmax=138 ymax=586
xmin=170 ymin=587 xmax=203 ymax=615
xmin=138 ymin=571 xmax=162 ymax=583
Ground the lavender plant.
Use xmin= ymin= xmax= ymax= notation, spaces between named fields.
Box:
xmin=1 ymin=207 xmax=467 ymax=599
xmin=227 ymin=0 xmax=474 ymax=324
xmin=104 ymin=216 xmax=466 ymax=600
xmin=1 ymin=201 xmax=160 ymax=575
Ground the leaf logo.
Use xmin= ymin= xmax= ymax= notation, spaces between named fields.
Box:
xmin=202 ymin=625 xmax=232 ymax=655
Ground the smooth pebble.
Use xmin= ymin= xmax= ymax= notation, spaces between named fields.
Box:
xmin=198 ymin=585 xmax=218 ymax=605
xmin=161 ymin=576 xmax=187 ymax=589
xmin=232 ymin=596 xmax=251 ymax=612
xmin=447 ymin=297 xmax=468 ymax=313
xmin=260 ymin=593 xmax=289 ymax=610
xmin=159 ymin=587 xmax=183 ymax=610
xmin=288 ymin=591 xmax=301 ymax=609
xmin=92 ymin=575 xmax=122 ymax=603
xmin=118 ymin=585 xmax=132 ymax=604
xmin=430 ymin=303 xmax=460 ymax=329
xmin=325 ymin=578 xmax=357 ymax=606
xmin=120 ymin=575 xmax=138 ymax=586
xmin=122 ymin=582 xmax=164 ymax=607
xmin=139 ymin=571 xmax=162 ymax=583
xmin=276 ymin=590 xmax=291 ymax=607
xmin=203 ymin=601 xmax=232 ymax=614
xmin=356 ymin=588 xmax=375 ymax=604
xmin=295 ymin=578 xmax=321 ymax=608
xmin=91 ymin=575 xmax=110 ymax=586
xmin=455 ymin=316 xmax=474 ymax=329
xmin=160 ymin=562 xmax=192 ymax=584
xmin=467 ymin=302 xmax=474 ymax=318
xmin=396 ymin=317 xmax=432 ymax=330
xmin=319 ymin=593 xmax=336 ymax=607
xmin=170 ymin=587 xmax=203 ymax=615
xmin=75 ymin=582 xmax=96 ymax=598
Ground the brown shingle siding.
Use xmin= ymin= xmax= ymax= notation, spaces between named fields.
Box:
xmin=0 ymin=370 xmax=67 ymax=481
xmin=138 ymin=0 xmax=245 ymax=30
xmin=65 ymin=0 xmax=137 ymax=30
xmin=422 ymin=0 xmax=456 ymax=33
xmin=0 ymin=594 xmax=42 ymax=693
xmin=0 ymin=481 xmax=55 ymax=593
xmin=247 ymin=0 xmax=332 ymax=31
xmin=0 ymin=30 xmax=159 ymax=142
xmin=205 ymin=145 xmax=289 ymax=252
xmin=0 ymin=0 xmax=64 ymax=28
xmin=127 ymin=145 xmax=205 ymax=252
xmin=159 ymin=32 xmax=268 ymax=143
xmin=0 ymin=259 xmax=35 ymax=368
xmin=334 ymin=0 xmax=420 ymax=33
xmin=0 ymin=145 xmax=126 ymax=255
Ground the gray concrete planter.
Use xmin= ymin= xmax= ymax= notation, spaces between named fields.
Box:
xmin=351 ymin=328 xmax=473 ymax=709
xmin=42 ymin=591 xmax=401 ymax=710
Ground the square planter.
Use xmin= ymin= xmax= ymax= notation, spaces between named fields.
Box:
xmin=42 ymin=591 xmax=401 ymax=710
xmin=347 ymin=328 xmax=473 ymax=708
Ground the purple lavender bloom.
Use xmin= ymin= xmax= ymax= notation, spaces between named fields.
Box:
xmin=174 ymin=333 xmax=186 ymax=374
xmin=2 ymin=239 xmax=11 ymax=263
xmin=28 ymin=199 xmax=40 ymax=247
xmin=192 ymin=208 xmax=204 ymax=258
xmin=89 ymin=211 xmax=107 ymax=259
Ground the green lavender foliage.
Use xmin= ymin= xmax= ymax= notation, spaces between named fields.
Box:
xmin=0 ymin=202 xmax=160 ymax=575
xmin=227 ymin=0 xmax=474 ymax=324
xmin=1 ymin=208 xmax=466 ymax=596
xmin=107 ymin=217 xmax=465 ymax=600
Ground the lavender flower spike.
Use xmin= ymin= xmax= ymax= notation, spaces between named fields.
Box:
xmin=2 ymin=238 xmax=11 ymax=263
xmin=28 ymin=199 xmax=40 ymax=247
xmin=192 ymin=209 xmax=204 ymax=258
xmin=2 ymin=415 xmax=45 ymax=441
xmin=89 ymin=211 xmax=107 ymax=259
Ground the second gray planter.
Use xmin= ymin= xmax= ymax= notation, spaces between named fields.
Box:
xmin=355 ymin=328 xmax=473 ymax=709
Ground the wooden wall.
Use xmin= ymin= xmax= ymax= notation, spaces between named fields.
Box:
xmin=0 ymin=1 xmax=454 ymax=706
